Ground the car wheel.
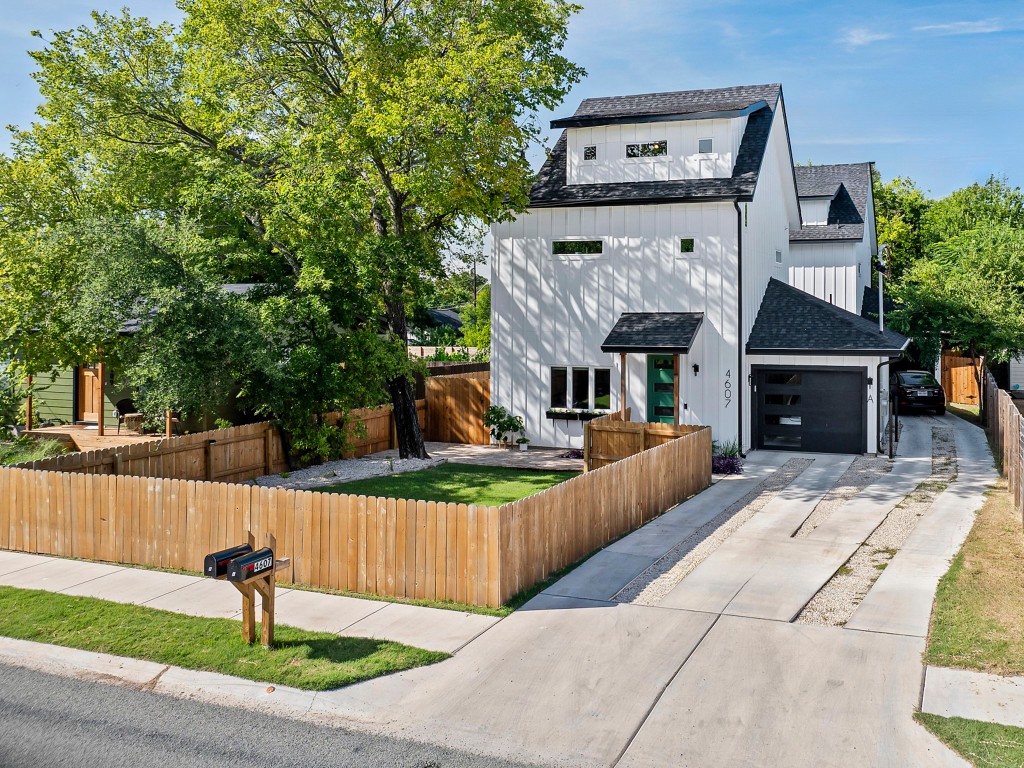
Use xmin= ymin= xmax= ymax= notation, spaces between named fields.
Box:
xmin=936 ymin=406 xmax=946 ymax=416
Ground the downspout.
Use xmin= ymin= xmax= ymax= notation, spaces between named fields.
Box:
xmin=734 ymin=200 xmax=745 ymax=456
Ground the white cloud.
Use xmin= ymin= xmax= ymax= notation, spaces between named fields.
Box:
xmin=840 ymin=28 xmax=893 ymax=47
xmin=913 ymin=19 xmax=1008 ymax=36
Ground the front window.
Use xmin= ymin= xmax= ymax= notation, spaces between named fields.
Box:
xmin=553 ymin=240 xmax=603 ymax=256
xmin=698 ymin=138 xmax=713 ymax=153
xmin=550 ymin=367 xmax=568 ymax=408
xmin=572 ymin=368 xmax=590 ymax=409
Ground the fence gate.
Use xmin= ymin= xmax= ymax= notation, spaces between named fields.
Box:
xmin=942 ymin=351 xmax=982 ymax=406
xmin=425 ymin=371 xmax=490 ymax=445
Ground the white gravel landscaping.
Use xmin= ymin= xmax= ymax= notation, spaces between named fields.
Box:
xmin=254 ymin=455 xmax=447 ymax=491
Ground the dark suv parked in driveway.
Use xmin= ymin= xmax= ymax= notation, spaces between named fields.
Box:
xmin=894 ymin=370 xmax=946 ymax=415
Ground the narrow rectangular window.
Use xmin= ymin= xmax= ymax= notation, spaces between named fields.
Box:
xmin=775 ymin=249 xmax=783 ymax=264
xmin=594 ymin=369 xmax=611 ymax=409
xmin=626 ymin=141 xmax=667 ymax=158
xmin=698 ymin=138 xmax=713 ymax=153
xmin=550 ymin=367 xmax=568 ymax=409
xmin=553 ymin=240 xmax=603 ymax=255
xmin=680 ymin=238 xmax=696 ymax=254
xmin=583 ymin=145 xmax=597 ymax=161
xmin=572 ymin=367 xmax=590 ymax=410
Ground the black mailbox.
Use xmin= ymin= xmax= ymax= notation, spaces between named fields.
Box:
xmin=226 ymin=547 xmax=275 ymax=583
xmin=204 ymin=544 xmax=253 ymax=579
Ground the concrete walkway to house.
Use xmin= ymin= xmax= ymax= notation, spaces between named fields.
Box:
xmin=0 ymin=414 xmax=999 ymax=767
xmin=0 ymin=553 xmax=499 ymax=654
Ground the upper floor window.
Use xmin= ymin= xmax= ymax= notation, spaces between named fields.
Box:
xmin=626 ymin=141 xmax=667 ymax=158
xmin=583 ymin=145 xmax=597 ymax=161
xmin=553 ymin=240 xmax=603 ymax=256
xmin=680 ymin=238 xmax=696 ymax=255
xmin=775 ymin=249 xmax=783 ymax=264
xmin=698 ymin=138 xmax=713 ymax=154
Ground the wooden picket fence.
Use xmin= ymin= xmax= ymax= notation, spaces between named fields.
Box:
xmin=425 ymin=371 xmax=490 ymax=445
xmin=984 ymin=370 xmax=1024 ymax=522
xmin=583 ymin=410 xmax=704 ymax=471
xmin=942 ymin=351 xmax=983 ymax=405
xmin=0 ymin=426 xmax=712 ymax=607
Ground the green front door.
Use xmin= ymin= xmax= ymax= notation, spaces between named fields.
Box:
xmin=647 ymin=355 xmax=676 ymax=424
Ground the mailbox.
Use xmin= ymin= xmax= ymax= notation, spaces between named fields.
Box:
xmin=204 ymin=544 xmax=253 ymax=579
xmin=226 ymin=547 xmax=275 ymax=584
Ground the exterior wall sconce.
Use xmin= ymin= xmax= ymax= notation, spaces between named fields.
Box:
xmin=692 ymin=364 xmax=700 ymax=376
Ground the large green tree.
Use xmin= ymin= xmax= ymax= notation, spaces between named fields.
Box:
xmin=1 ymin=0 xmax=582 ymax=457
xmin=872 ymin=172 xmax=931 ymax=283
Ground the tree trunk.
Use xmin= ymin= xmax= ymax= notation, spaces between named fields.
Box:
xmin=384 ymin=295 xmax=428 ymax=459
xmin=969 ymin=344 xmax=985 ymax=425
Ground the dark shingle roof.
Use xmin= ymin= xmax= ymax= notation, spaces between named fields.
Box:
xmin=425 ymin=307 xmax=463 ymax=330
xmin=531 ymin=85 xmax=781 ymax=208
xmin=790 ymin=163 xmax=872 ymax=242
xmin=747 ymin=279 xmax=908 ymax=355
xmin=601 ymin=313 xmax=704 ymax=354
xmin=550 ymin=84 xmax=780 ymax=128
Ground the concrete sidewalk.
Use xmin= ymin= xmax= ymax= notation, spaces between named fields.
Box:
xmin=0 ymin=552 xmax=499 ymax=654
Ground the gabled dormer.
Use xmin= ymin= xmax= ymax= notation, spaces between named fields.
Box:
xmin=530 ymin=84 xmax=784 ymax=207
xmin=791 ymin=164 xmax=871 ymax=242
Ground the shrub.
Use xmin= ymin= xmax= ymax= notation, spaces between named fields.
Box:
xmin=712 ymin=455 xmax=743 ymax=475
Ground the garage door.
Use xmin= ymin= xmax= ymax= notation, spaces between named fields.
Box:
xmin=753 ymin=367 xmax=866 ymax=454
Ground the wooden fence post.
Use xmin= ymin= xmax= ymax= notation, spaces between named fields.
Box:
xmin=204 ymin=440 xmax=215 ymax=482
xmin=264 ymin=425 xmax=274 ymax=475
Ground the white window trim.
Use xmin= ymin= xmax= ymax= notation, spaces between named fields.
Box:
xmin=581 ymin=145 xmax=598 ymax=164
xmin=551 ymin=238 xmax=607 ymax=261
xmin=677 ymin=235 xmax=700 ymax=259
xmin=624 ymin=140 xmax=669 ymax=162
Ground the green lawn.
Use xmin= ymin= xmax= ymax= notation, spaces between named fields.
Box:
xmin=0 ymin=586 xmax=447 ymax=690
xmin=319 ymin=462 xmax=578 ymax=506
xmin=925 ymin=479 xmax=1024 ymax=675
xmin=0 ymin=437 xmax=66 ymax=465
xmin=917 ymin=713 xmax=1024 ymax=767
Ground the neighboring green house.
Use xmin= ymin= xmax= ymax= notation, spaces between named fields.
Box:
xmin=32 ymin=366 xmax=132 ymax=429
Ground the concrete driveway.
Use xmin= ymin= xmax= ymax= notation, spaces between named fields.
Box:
xmin=316 ymin=413 xmax=992 ymax=767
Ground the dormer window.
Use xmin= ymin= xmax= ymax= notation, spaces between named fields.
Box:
xmin=698 ymin=138 xmax=713 ymax=154
xmin=626 ymin=141 xmax=667 ymax=158
xmin=583 ymin=145 xmax=597 ymax=161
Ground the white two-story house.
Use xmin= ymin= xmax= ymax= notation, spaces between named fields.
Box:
xmin=490 ymin=84 xmax=908 ymax=455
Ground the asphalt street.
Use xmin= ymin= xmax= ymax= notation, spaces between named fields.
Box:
xmin=0 ymin=663 xmax=535 ymax=768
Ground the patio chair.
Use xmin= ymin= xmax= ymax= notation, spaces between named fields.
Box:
xmin=113 ymin=398 xmax=145 ymax=434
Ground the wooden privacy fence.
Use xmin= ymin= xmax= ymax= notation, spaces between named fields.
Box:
xmin=14 ymin=422 xmax=288 ymax=483
xmin=425 ymin=371 xmax=490 ymax=445
xmin=984 ymin=370 xmax=1024 ymax=522
xmin=14 ymin=401 xmax=427 ymax=483
xmin=583 ymin=410 xmax=704 ymax=471
xmin=942 ymin=351 xmax=983 ymax=405
xmin=0 ymin=426 xmax=712 ymax=607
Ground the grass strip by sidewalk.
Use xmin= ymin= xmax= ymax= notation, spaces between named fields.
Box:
xmin=0 ymin=586 xmax=448 ymax=690
xmin=917 ymin=713 xmax=1024 ymax=767
xmin=925 ymin=479 xmax=1024 ymax=675
xmin=319 ymin=462 xmax=579 ymax=506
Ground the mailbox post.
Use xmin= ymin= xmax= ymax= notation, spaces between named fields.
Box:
xmin=203 ymin=531 xmax=288 ymax=648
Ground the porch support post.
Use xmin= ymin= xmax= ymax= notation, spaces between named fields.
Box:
xmin=25 ymin=374 xmax=33 ymax=432
xmin=672 ymin=354 xmax=680 ymax=426
xmin=96 ymin=359 xmax=105 ymax=436
xmin=619 ymin=353 xmax=627 ymax=420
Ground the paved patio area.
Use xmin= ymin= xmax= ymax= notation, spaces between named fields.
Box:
xmin=374 ymin=441 xmax=583 ymax=472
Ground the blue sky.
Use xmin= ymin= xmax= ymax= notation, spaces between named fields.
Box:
xmin=1 ymin=1 xmax=1020 ymax=198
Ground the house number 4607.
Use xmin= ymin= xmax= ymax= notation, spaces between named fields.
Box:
xmin=724 ymin=369 xmax=732 ymax=408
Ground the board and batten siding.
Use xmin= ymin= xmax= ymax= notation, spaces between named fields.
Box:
xmin=788 ymin=241 xmax=865 ymax=315
xmin=738 ymin=97 xmax=802 ymax=346
xmin=565 ymin=116 xmax=746 ymax=186
xmin=746 ymin=354 xmax=887 ymax=451
xmin=491 ymin=202 xmax=740 ymax=449
xmin=1010 ymin=357 xmax=1024 ymax=391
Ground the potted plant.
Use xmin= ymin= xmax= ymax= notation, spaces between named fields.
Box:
xmin=516 ymin=436 xmax=530 ymax=452
xmin=545 ymin=408 xmax=579 ymax=421
xmin=484 ymin=405 xmax=526 ymax=447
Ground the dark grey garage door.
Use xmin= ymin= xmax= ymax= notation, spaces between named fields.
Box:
xmin=753 ymin=367 xmax=866 ymax=454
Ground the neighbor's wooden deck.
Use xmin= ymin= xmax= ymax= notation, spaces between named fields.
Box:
xmin=26 ymin=425 xmax=161 ymax=453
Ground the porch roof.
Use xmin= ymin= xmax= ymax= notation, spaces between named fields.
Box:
xmin=600 ymin=312 xmax=704 ymax=354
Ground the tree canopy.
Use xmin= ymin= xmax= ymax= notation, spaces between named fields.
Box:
xmin=0 ymin=0 xmax=582 ymax=459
